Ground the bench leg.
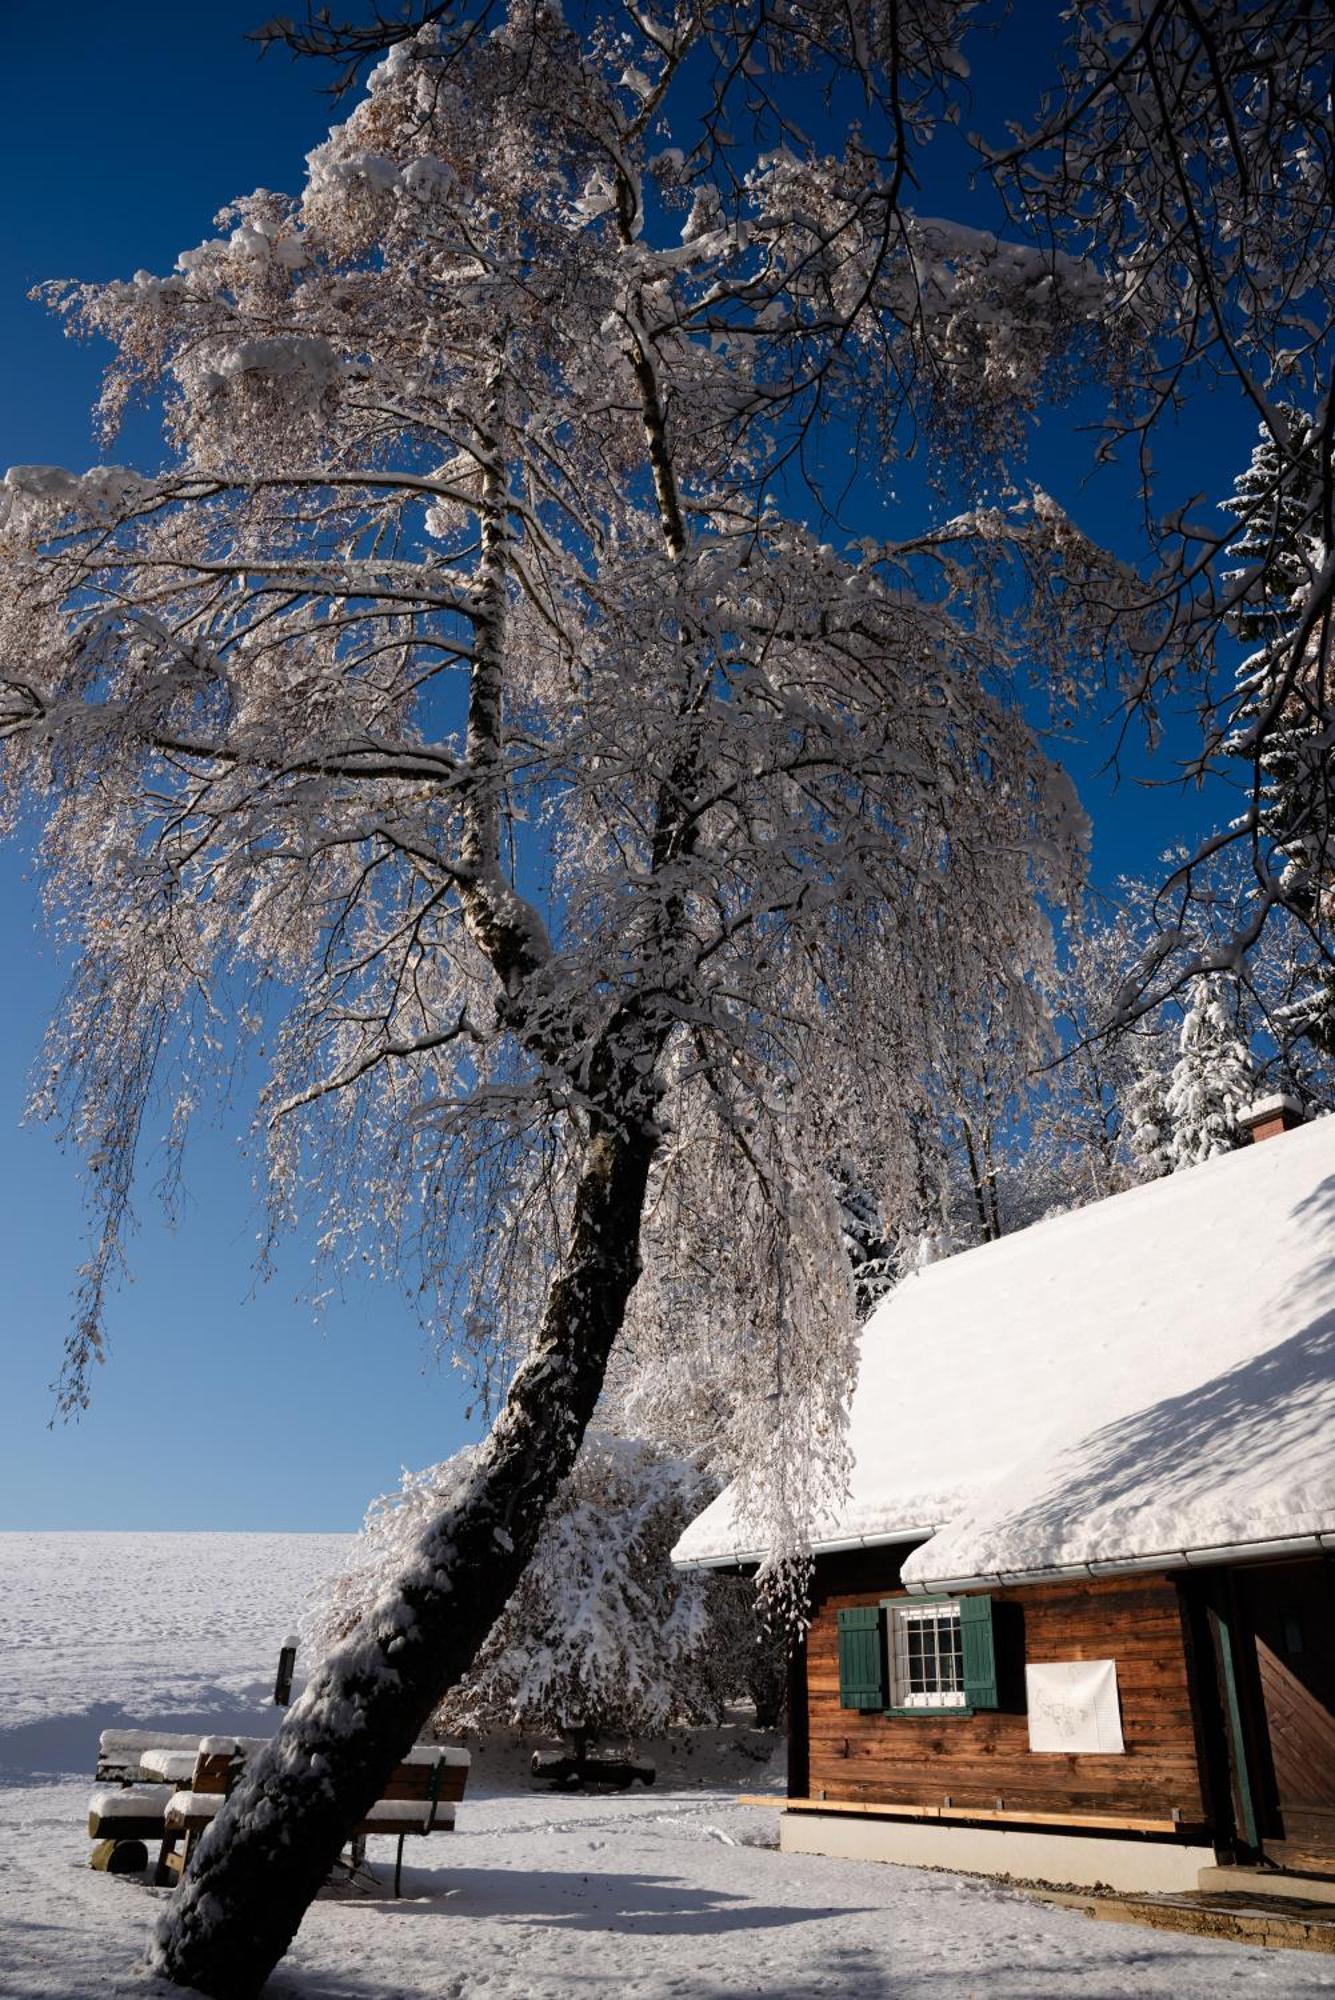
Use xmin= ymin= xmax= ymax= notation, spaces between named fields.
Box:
xmin=394 ymin=1833 xmax=405 ymax=1898
xmin=155 ymin=1829 xmax=181 ymax=1887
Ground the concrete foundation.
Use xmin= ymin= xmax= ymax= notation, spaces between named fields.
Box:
xmin=1198 ymin=1865 xmax=1335 ymax=1906
xmin=779 ymin=1810 xmax=1215 ymax=1895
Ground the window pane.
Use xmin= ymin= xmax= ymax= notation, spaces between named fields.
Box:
xmin=892 ymin=1605 xmax=964 ymax=1704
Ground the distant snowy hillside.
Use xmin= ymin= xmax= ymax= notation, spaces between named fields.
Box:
xmin=0 ymin=1531 xmax=349 ymax=1777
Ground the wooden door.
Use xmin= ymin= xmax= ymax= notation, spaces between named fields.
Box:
xmin=1235 ymin=1560 xmax=1335 ymax=1872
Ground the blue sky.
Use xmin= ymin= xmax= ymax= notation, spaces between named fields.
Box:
xmin=0 ymin=5 xmax=486 ymax=1529
xmin=0 ymin=4 xmax=1247 ymax=1530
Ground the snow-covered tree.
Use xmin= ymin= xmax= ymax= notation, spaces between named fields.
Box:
xmin=1123 ymin=1053 xmax=1174 ymax=1183
xmin=1221 ymin=409 xmax=1335 ymax=1043
xmin=896 ymin=899 xmax=1145 ymax=1248
xmin=0 ymin=12 xmax=1088 ymax=1990
xmin=831 ymin=1160 xmax=896 ymax=1320
xmin=1223 ymin=409 xmax=1329 ymax=891
xmin=1124 ymin=841 xmax=1335 ymax=1108
xmin=990 ymin=3 xmax=1335 ymax=1020
xmin=314 ymin=1434 xmax=739 ymax=1745
xmin=1166 ymin=976 xmax=1256 ymax=1169
xmin=1029 ymin=868 xmax=1335 ymax=1196
xmin=902 ymin=885 xmax=1272 ymax=1224
xmin=1222 ymin=406 xmax=1321 ymax=657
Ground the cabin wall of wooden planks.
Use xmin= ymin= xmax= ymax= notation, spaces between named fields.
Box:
xmin=804 ymin=1548 xmax=1208 ymax=1824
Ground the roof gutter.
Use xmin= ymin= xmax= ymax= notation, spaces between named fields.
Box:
xmin=904 ymin=1528 xmax=1335 ymax=1596
xmin=679 ymin=1523 xmax=1335 ymax=1583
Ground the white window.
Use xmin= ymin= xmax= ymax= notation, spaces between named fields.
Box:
xmin=887 ymin=1599 xmax=967 ymax=1709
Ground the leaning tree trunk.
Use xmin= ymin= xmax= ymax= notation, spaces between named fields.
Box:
xmin=150 ymin=1107 xmax=658 ymax=1998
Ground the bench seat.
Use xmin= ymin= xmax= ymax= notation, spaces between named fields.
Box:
xmin=138 ymin=1748 xmax=199 ymax=1784
xmin=88 ymin=1784 xmax=174 ymax=1842
xmin=164 ymin=1788 xmax=226 ymax=1827
xmin=162 ymin=1790 xmax=460 ymax=1833
xmin=358 ymin=1800 xmax=457 ymax=1832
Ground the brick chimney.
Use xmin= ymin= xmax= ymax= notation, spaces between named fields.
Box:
xmin=1240 ymin=1093 xmax=1306 ymax=1144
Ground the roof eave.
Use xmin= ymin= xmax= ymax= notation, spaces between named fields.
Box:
xmin=906 ymin=1527 xmax=1335 ymax=1596
xmin=673 ymin=1524 xmax=940 ymax=1573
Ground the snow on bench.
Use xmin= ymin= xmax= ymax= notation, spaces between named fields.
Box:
xmin=160 ymin=1739 xmax=472 ymax=1895
xmin=136 ymin=1748 xmax=198 ymax=1784
xmin=87 ymin=1785 xmax=175 ymax=1843
xmin=89 ymin=1731 xmax=276 ymax=1865
xmin=94 ymin=1729 xmax=209 ymax=1786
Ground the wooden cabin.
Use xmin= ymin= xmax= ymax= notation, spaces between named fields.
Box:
xmin=674 ymin=1097 xmax=1335 ymax=1896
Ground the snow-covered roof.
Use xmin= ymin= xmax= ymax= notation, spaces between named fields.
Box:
xmin=672 ymin=1118 xmax=1335 ymax=1588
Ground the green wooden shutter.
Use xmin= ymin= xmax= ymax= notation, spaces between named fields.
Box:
xmin=837 ymin=1605 xmax=886 ymax=1710
xmin=959 ymin=1594 xmax=998 ymax=1709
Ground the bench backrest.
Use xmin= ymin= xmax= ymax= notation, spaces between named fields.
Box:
xmin=191 ymin=1748 xmax=246 ymax=1796
xmin=187 ymin=1737 xmax=276 ymax=1794
xmin=95 ymin=1729 xmax=205 ymax=1784
xmin=378 ymin=1753 xmax=469 ymax=1807
xmin=189 ymin=1740 xmax=470 ymax=1803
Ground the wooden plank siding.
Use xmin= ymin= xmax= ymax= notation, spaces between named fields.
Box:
xmin=804 ymin=1548 xmax=1209 ymax=1826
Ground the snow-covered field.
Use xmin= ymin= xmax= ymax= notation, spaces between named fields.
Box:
xmin=0 ymin=1532 xmax=352 ymax=1777
xmin=2 ymin=1532 xmax=1332 ymax=1999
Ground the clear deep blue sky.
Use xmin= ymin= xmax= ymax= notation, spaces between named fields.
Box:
xmin=0 ymin=3 xmax=1245 ymax=1530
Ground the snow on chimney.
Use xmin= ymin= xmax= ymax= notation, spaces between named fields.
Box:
xmin=1240 ymin=1093 xmax=1305 ymax=1144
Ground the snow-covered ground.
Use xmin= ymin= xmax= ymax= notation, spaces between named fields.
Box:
xmin=0 ymin=1532 xmax=351 ymax=1778
xmin=3 ymin=1532 xmax=1333 ymax=1998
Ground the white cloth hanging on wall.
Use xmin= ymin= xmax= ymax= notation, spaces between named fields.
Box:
xmin=1025 ymin=1659 xmax=1125 ymax=1753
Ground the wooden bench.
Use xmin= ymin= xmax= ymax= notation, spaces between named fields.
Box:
xmin=351 ymin=1744 xmax=471 ymax=1894
xmin=160 ymin=1739 xmax=471 ymax=1895
xmin=88 ymin=1730 xmax=229 ymax=1866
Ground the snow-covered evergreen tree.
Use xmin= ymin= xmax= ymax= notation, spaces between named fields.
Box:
xmin=831 ymin=1160 xmax=895 ymax=1320
xmin=1224 ymin=412 xmax=1326 ymax=871
xmin=1165 ymin=976 xmax=1256 ymax=1169
xmin=1222 ymin=406 xmax=1320 ymax=656
xmin=1221 ymin=409 xmax=1335 ymax=1046
xmin=1123 ymin=1050 xmax=1174 ymax=1181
